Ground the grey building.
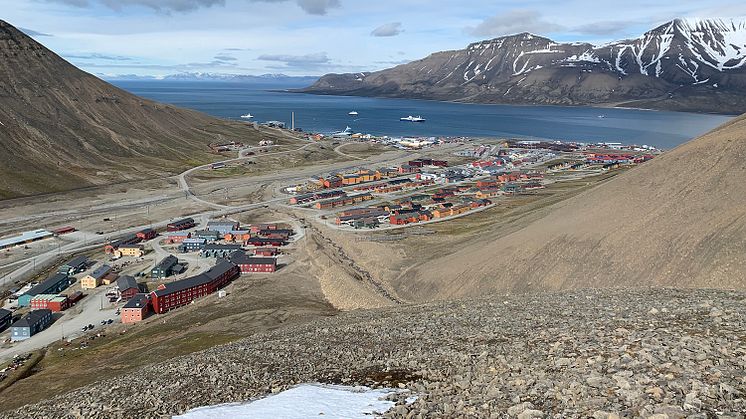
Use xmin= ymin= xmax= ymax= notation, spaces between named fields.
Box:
xmin=57 ymin=256 xmax=88 ymax=275
xmin=151 ymin=255 xmax=178 ymax=279
xmin=194 ymin=230 xmax=220 ymax=242
xmin=206 ymin=220 xmax=240 ymax=235
xmin=0 ymin=308 xmax=12 ymax=331
xmin=10 ymin=309 xmax=52 ymax=341
xmin=201 ymin=244 xmax=243 ymax=259
xmin=18 ymin=273 xmax=70 ymax=307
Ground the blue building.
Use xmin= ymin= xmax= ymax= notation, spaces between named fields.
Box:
xmin=180 ymin=238 xmax=207 ymax=253
xmin=194 ymin=230 xmax=220 ymax=242
xmin=151 ymin=255 xmax=179 ymax=279
xmin=18 ymin=273 xmax=70 ymax=307
xmin=10 ymin=309 xmax=52 ymax=341
xmin=201 ymin=244 xmax=243 ymax=258
xmin=57 ymin=255 xmax=88 ymax=276
xmin=206 ymin=220 xmax=240 ymax=235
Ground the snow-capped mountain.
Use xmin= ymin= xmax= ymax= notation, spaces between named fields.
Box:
xmin=304 ymin=18 xmax=746 ymax=113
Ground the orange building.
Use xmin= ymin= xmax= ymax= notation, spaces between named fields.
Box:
xmin=121 ymin=293 xmax=150 ymax=324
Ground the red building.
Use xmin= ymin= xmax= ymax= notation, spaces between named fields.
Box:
xmin=136 ymin=228 xmax=157 ymax=241
xmin=245 ymin=237 xmax=285 ymax=247
xmin=30 ymin=295 xmax=69 ymax=312
xmin=167 ymin=218 xmax=196 ymax=232
xmin=117 ymin=275 xmax=141 ymax=300
xmin=150 ymin=261 xmax=239 ymax=314
xmin=121 ymin=293 xmax=150 ymax=324
xmin=254 ymin=247 xmax=279 ymax=257
xmin=230 ymin=252 xmax=277 ymax=273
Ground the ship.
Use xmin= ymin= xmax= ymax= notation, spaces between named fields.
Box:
xmin=400 ymin=115 xmax=426 ymax=122
xmin=240 ymin=113 xmax=254 ymax=119
xmin=331 ymin=126 xmax=353 ymax=138
xmin=348 ymin=111 xmax=358 ymax=116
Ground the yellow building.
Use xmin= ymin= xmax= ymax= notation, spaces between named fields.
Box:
xmin=118 ymin=245 xmax=144 ymax=258
xmin=80 ymin=264 xmax=112 ymax=290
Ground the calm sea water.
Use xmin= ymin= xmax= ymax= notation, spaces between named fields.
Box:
xmin=111 ymin=80 xmax=733 ymax=149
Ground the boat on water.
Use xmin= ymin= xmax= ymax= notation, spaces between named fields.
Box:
xmin=597 ymin=114 xmax=606 ymax=118
xmin=331 ymin=126 xmax=353 ymax=138
xmin=400 ymin=115 xmax=426 ymax=122
xmin=240 ymin=113 xmax=254 ymax=119
xmin=348 ymin=111 xmax=358 ymax=116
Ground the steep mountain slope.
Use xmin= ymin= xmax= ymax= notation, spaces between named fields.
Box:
xmin=304 ymin=18 xmax=746 ymax=113
xmin=0 ymin=20 xmax=272 ymax=199
xmin=400 ymin=113 xmax=746 ymax=300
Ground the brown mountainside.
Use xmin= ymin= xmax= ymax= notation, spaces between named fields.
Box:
xmin=404 ymin=114 xmax=746 ymax=299
xmin=0 ymin=20 xmax=271 ymax=199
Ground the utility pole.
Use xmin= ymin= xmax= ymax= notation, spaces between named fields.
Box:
xmin=291 ymin=111 xmax=295 ymax=131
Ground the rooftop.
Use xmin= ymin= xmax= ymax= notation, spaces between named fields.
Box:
xmin=152 ymin=260 xmax=237 ymax=297
xmin=11 ymin=309 xmax=51 ymax=328
xmin=0 ymin=229 xmax=53 ymax=248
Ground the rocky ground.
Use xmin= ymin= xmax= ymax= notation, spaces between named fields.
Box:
xmin=9 ymin=288 xmax=746 ymax=418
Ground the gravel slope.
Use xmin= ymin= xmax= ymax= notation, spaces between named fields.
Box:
xmin=10 ymin=288 xmax=746 ymax=418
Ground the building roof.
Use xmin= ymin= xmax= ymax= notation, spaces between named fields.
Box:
xmin=117 ymin=275 xmax=139 ymax=291
xmin=206 ymin=220 xmax=239 ymax=227
xmin=182 ymin=238 xmax=207 ymax=244
xmin=62 ymin=256 xmax=88 ymax=269
xmin=203 ymin=243 xmax=243 ymax=252
xmin=229 ymin=251 xmax=276 ymax=266
xmin=169 ymin=217 xmax=194 ymax=225
xmin=153 ymin=255 xmax=178 ymax=272
xmin=0 ymin=229 xmax=53 ymax=249
xmin=123 ymin=293 xmax=149 ymax=309
xmin=90 ymin=264 xmax=112 ymax=280
xmin=0 ymin=308 xmax=11 ymax=320
xmin=11 ymin=309 xmax=51 ymax=328
xmin=25 ymin=273 xmax=69 ymax=297
xmin=152 ymin=260 xmax=237 ymax=297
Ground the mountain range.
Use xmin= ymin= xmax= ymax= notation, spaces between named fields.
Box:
xmin=0 ymin=20 xmax=275 ymax=199
xmin=103 ymin=72 xmax=319 ymax=85
xmin=303 ymin=18 xmax=746 ymax=114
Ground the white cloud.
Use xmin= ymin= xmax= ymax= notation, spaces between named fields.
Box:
xmin=40 ymin=0 xmax=341 ymax=15
xmin=371 ymin=22 xmax=403 ymax=37
xmin=465 ymin=9 xmax=563 ymax=38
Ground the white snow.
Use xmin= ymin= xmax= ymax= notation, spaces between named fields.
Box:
xmin=174 ymin=384 xmax=413 ymax=419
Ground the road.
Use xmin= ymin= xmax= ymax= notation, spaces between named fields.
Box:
xmin=0 ymin=285 xmax=118 ymax=361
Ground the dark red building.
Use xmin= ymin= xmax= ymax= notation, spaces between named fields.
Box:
xmin=150 ymin=260 xmax=239 ymax=314
xmin=245 ymin=237 xmax=285 ymax=247
xmin=254 ymin=247 xmax=279 ymax=257
xmin=167 ymin=218 xmax=196 ymax=232
xmin=230 ymin=251 xmax=277 ymax=273
xmin=136 ymin=228 xmax=157 ymax=241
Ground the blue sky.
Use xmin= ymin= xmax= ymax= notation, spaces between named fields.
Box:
xmin=5 ymin=0 xmax=746 ymax=77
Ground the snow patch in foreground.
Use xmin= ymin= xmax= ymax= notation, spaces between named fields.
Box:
xmin=174 ymin=383 xmax=412 ymax=419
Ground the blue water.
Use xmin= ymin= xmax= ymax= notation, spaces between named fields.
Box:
xmin=111 ymin=80 xmax=733 ymax=149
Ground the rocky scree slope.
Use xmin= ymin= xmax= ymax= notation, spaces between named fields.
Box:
xmin=8 ymin=288 xmax=746 ymax=418
xmin=0 ymin=20 xmax=270 ymax=199
xmin=304 ymin=18 xmax=746 ymax=113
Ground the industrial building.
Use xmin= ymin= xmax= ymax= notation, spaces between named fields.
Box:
xmin=10 ymin=309 xmax=52 ymax=341
xmin=136 ymin=228 xmax=157 ymax=240
xmin=150 ymin=260 xmax=240 ymax=314
xmin=0 ymin=229 xmax=54 ymax=251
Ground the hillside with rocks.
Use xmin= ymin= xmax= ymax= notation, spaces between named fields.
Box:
xmin=7 ymin=288 xmax=746 ymax=418
xmin=0 ymin=20 xmax=275 ymax=199
xmin=303 ymin=18 xmax=746 ymax=114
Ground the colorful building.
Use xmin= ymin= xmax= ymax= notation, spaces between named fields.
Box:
xmin=150 ymin=261 xmax=240 ymax=314
xmin=81 ymin=265 xmax=112 ymax=290
xmin=121 ymin=293 xmax=150 ymax=324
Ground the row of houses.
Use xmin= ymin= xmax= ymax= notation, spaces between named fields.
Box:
xmin=289 ymin=189 xmax=346 ymax=205
xmin=314 ymin=192 xmax=373 ymax=210
xmin=104 ymin=228 xmax=157 ymax=254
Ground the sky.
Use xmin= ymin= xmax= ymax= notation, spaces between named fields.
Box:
xmin=4 ymin=0 xmax=746 ymax=78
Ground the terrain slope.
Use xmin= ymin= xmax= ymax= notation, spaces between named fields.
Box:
xmin=401 ymin=114 xmax=746 ymax=299
xmin=304 ymin=18 xmax=746 ymax=113
xmin=0 ymin=20 xmax=273 ymax=199
xmin=9 ymin=288 xmax=746 ymax=417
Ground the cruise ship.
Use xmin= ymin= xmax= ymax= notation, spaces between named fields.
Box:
xmin=400 ymin=115 xmax=426 ymax=122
